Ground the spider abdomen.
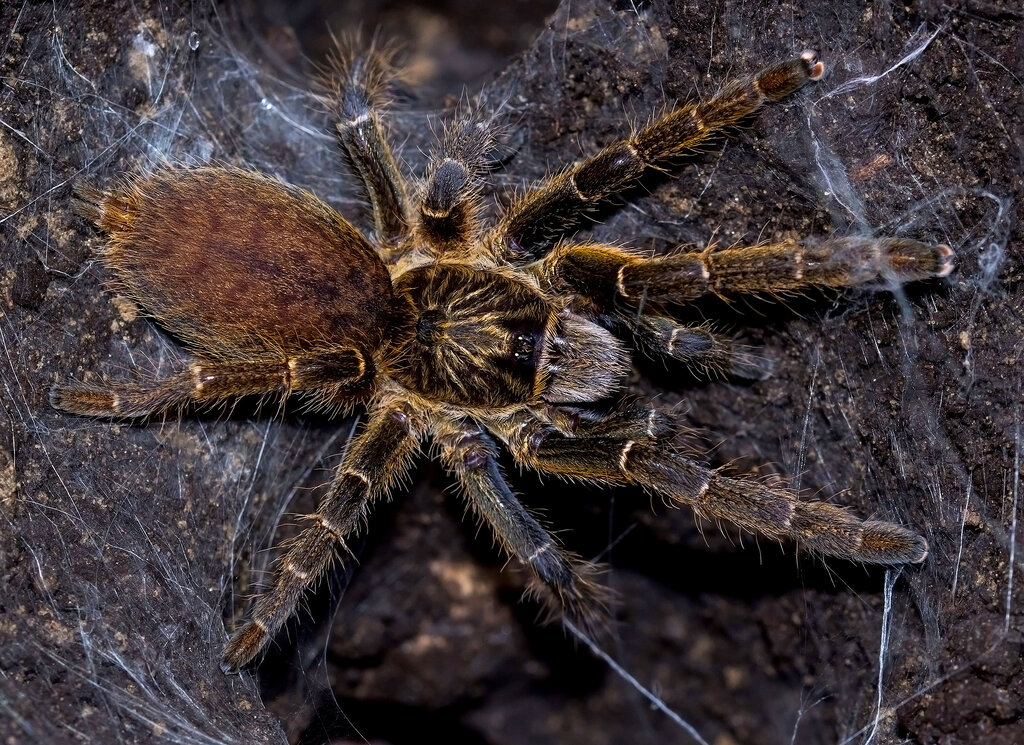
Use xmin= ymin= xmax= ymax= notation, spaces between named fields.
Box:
xmin=79 ymin=167 xmax=394 ymax=361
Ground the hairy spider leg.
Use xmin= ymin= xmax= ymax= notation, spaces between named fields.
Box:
xmin=613 ymin=314 xmax=771 ymax=381
xmin=222 ymin=400 xmax=423 ymax=672
xmin=435 ymin=419 xmax=608 ymax=629
xmin=543 ymin=402 xmax=677 ymax=441
xmin=495 ymin=411 xmax=928 ymax=566
xmin=50 ymin=350 xmax=371 ymax=418
xmin=536 ymin=237 xmax=952 ymax=373
xmin=320 ymin=36 xmax=410 ymax=246
xmin=454 ymin=404 xmax=676 ymax=625
xmin=543 ymin=238 xmax=954 ymax=306
xmin=490 ymin=51 xmax=825 ymax=262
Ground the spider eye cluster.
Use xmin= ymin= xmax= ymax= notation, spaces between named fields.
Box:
xmin=512 ymin=333 xmax=535 ymax=362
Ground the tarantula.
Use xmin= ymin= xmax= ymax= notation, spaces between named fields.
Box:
xmin=51 ymin=44 xmax=951 ymax=673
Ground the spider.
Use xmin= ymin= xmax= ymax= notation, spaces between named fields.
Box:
xmin=51 ymin=43 xmax=951 ymax=673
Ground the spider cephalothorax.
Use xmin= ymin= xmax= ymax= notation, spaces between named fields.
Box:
xmin=51 ymin=44 xmax=950 ymax=673
xmin=387 ymin=263 xmax=626 ymax=407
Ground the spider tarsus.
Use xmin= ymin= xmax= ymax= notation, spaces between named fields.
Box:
xmin=855 ymin=522 xmax=929 ymax=565
xmin=50 ymin=382 xmax=121 ymax=418
xmin=71 ymin=181 xmax=105 ymax=222
xmin=49 ymin=383 xmax=71 ymax=409
xmin=221 ymin=621 xmax=267 ymax=674
xmin=632 ymin=315 xmax=773 ymax=381
xmin=525 ymin=556 xmax=613 ymax=637
xmin=787 ymin=500 xmax=929 ymax=566
xmin=756 ymin=51 xmax=824 ymax=101
xmin=800 ymin=49 xmax=825 ymax=80
xmin=864 ymin=237 xmax=955 ymax=283
xmin=935 ymin=244 xmax=955 ymax=277
xmin=316 ymin=31 xmax=402 ymax=115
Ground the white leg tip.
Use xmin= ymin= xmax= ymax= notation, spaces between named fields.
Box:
xmin=801 ymin=49 xmax=825 ymax=80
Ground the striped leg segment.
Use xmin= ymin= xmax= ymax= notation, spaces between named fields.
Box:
xmin=50 ymin=349 xmax=370 ymax=418
xmin=492 ymin=52 xmax=825 ymax=261
xmin=436 ymin=420 xmax=607 ymax=626
xmin=541 ymin=238 xmax=954 ymax=309
xmin=499 ymin=419 xmax=927 ymax=566
xmin=221 ymin=401 xmax=422 ymax=672
xmin=318 ymin=36 xmax=410 ymax=245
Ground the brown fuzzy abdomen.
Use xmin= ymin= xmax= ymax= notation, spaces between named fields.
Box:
xmin=95 ymin=167 xmax=393 ymax=360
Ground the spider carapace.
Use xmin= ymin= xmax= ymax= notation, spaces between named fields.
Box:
xmin=51 ymin=47 xmax=951 ymax=673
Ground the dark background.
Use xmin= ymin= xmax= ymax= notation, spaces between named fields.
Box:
xmin=1 ymin=1 xmax=1021 ymax=743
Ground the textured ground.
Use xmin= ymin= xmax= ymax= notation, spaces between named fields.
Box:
xmin=1 ymin=1 xmax=1021 ymax=744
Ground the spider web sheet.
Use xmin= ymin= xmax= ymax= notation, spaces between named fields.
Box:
xmin=0 ymin=1 xmax=1020 ymax=744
